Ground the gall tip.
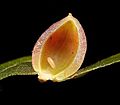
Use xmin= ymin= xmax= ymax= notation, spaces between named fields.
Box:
xmin=68 ymin=13 xmax=72 ymax=16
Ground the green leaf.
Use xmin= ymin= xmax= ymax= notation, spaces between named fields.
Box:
xmin=0 ymin=56 xmax=37 ymax=80
xmin=0 ymin=53 xmax=120 ymax=81
xmin=68 ymin=53 xmax=120 ymax=80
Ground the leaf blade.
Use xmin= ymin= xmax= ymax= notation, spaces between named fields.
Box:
xmin=0 ymin=53 xmax=120 ymax=81
xmin=0 ymin=56 xmax=37 ymax=80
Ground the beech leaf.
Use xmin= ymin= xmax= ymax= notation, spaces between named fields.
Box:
xmin=0 ymin=56 xmax=37 ymax=80
xmin=0 ymin=53 xmax=120 ymax=81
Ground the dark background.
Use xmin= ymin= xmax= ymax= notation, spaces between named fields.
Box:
xmin=0 ymin=0 xmax=120 ymax=103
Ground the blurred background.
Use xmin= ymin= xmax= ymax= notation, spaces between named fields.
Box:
xmin=0 ymin=0 xmax=120 ymax=103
